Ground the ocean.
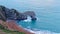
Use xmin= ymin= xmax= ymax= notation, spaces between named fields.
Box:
xmin=0 ymin=0 xmax=60 ymax=34
xmin=16 ymin=6 xmax=60 ymax=34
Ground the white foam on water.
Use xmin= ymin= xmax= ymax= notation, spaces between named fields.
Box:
xmin=24 ymin=16 xmax=38 ymax=22
xmin=24 ymin=16 xmax=32 ymax=22
xmin=34 ymin=31 xmax=60 ymax=34
xmin=24 ymin=28 xmax=60 ymax=34
xmin=23 ymin=17 xmax=60 ymax=34
xmin=24 ymin=28 xmax=35 ymax=33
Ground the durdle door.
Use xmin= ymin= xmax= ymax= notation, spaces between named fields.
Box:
xmin=0 ymin=5 xmax=37 ymax=34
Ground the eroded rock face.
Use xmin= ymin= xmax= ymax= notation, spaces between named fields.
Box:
xmin=0 ymin=6 xmax=37 ymax=21
xmin=0 ymin=6 xmax=7 ymax=21
xmin=24 ymin=11 xmax=37 ymax=20
xmin=9 ymin=9 xmax=27 ymax=20
xmin=0 ymin=6 xmax=27 ymax=20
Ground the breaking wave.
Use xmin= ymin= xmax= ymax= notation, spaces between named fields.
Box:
xmin=20 ymin=16 xmax=60 ymax=34
xmin=24 ymin=16 xmax=32 ymax=22
xmin=24 ymin=28 xmax=60 ymax=34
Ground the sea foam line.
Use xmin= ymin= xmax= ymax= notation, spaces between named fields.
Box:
xmin=24 ymin=28 xmax=60 ymax=34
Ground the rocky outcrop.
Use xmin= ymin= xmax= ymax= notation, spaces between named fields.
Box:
xmin=24 ymin=11 xmax=37 ymax=20
xmin=0 ymin=5 xmax=37 ymax=21
xmin=0 ymin=6 xmax=7 ymax=21
xmin=0 ymin=6 xmax=27 ymax=20
xmin=10 ymin=9 xmax=27 ymax=20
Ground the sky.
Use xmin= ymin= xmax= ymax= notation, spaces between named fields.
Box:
xmin=0 ymin=0 xmax=60 ymax=10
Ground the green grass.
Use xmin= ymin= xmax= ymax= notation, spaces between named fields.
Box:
xmin=0 ymin=24 xmax=25 ymax=34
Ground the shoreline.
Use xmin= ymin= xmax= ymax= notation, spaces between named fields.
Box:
xmin=0 ymin=20 xmax=60 ymax=34
xmin=0 ymin=20 xmax=34 ymax=34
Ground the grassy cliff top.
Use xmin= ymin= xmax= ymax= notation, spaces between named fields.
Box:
xmin=0 ymin=24 xmax=25 ymax=34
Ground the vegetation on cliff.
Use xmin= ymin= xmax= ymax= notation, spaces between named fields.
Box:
xmin=0 ymin=24 xmax=25 ymax=34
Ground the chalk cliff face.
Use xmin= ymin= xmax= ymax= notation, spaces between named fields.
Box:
xmin=0 ymin=5 xmax=37 ymax=21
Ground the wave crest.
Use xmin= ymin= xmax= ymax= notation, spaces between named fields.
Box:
xmin=24 ymin=28 xmax=60 ymax=34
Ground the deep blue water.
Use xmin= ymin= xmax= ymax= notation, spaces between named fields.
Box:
xmin=0 ymin=0 xmax=60 ymax=34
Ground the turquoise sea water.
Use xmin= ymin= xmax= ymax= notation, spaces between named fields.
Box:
xmin=0 ymin=0 xmax=60 ymax=34
xmin=17 ymin=7 xmax=60 ymax=33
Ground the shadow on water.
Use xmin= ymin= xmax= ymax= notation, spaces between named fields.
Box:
xmin=30 ymin=20 xmax=36 ymax=25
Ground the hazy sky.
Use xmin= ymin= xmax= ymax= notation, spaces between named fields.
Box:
xmin=0 ymin=0 xmax=60 ymax=9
